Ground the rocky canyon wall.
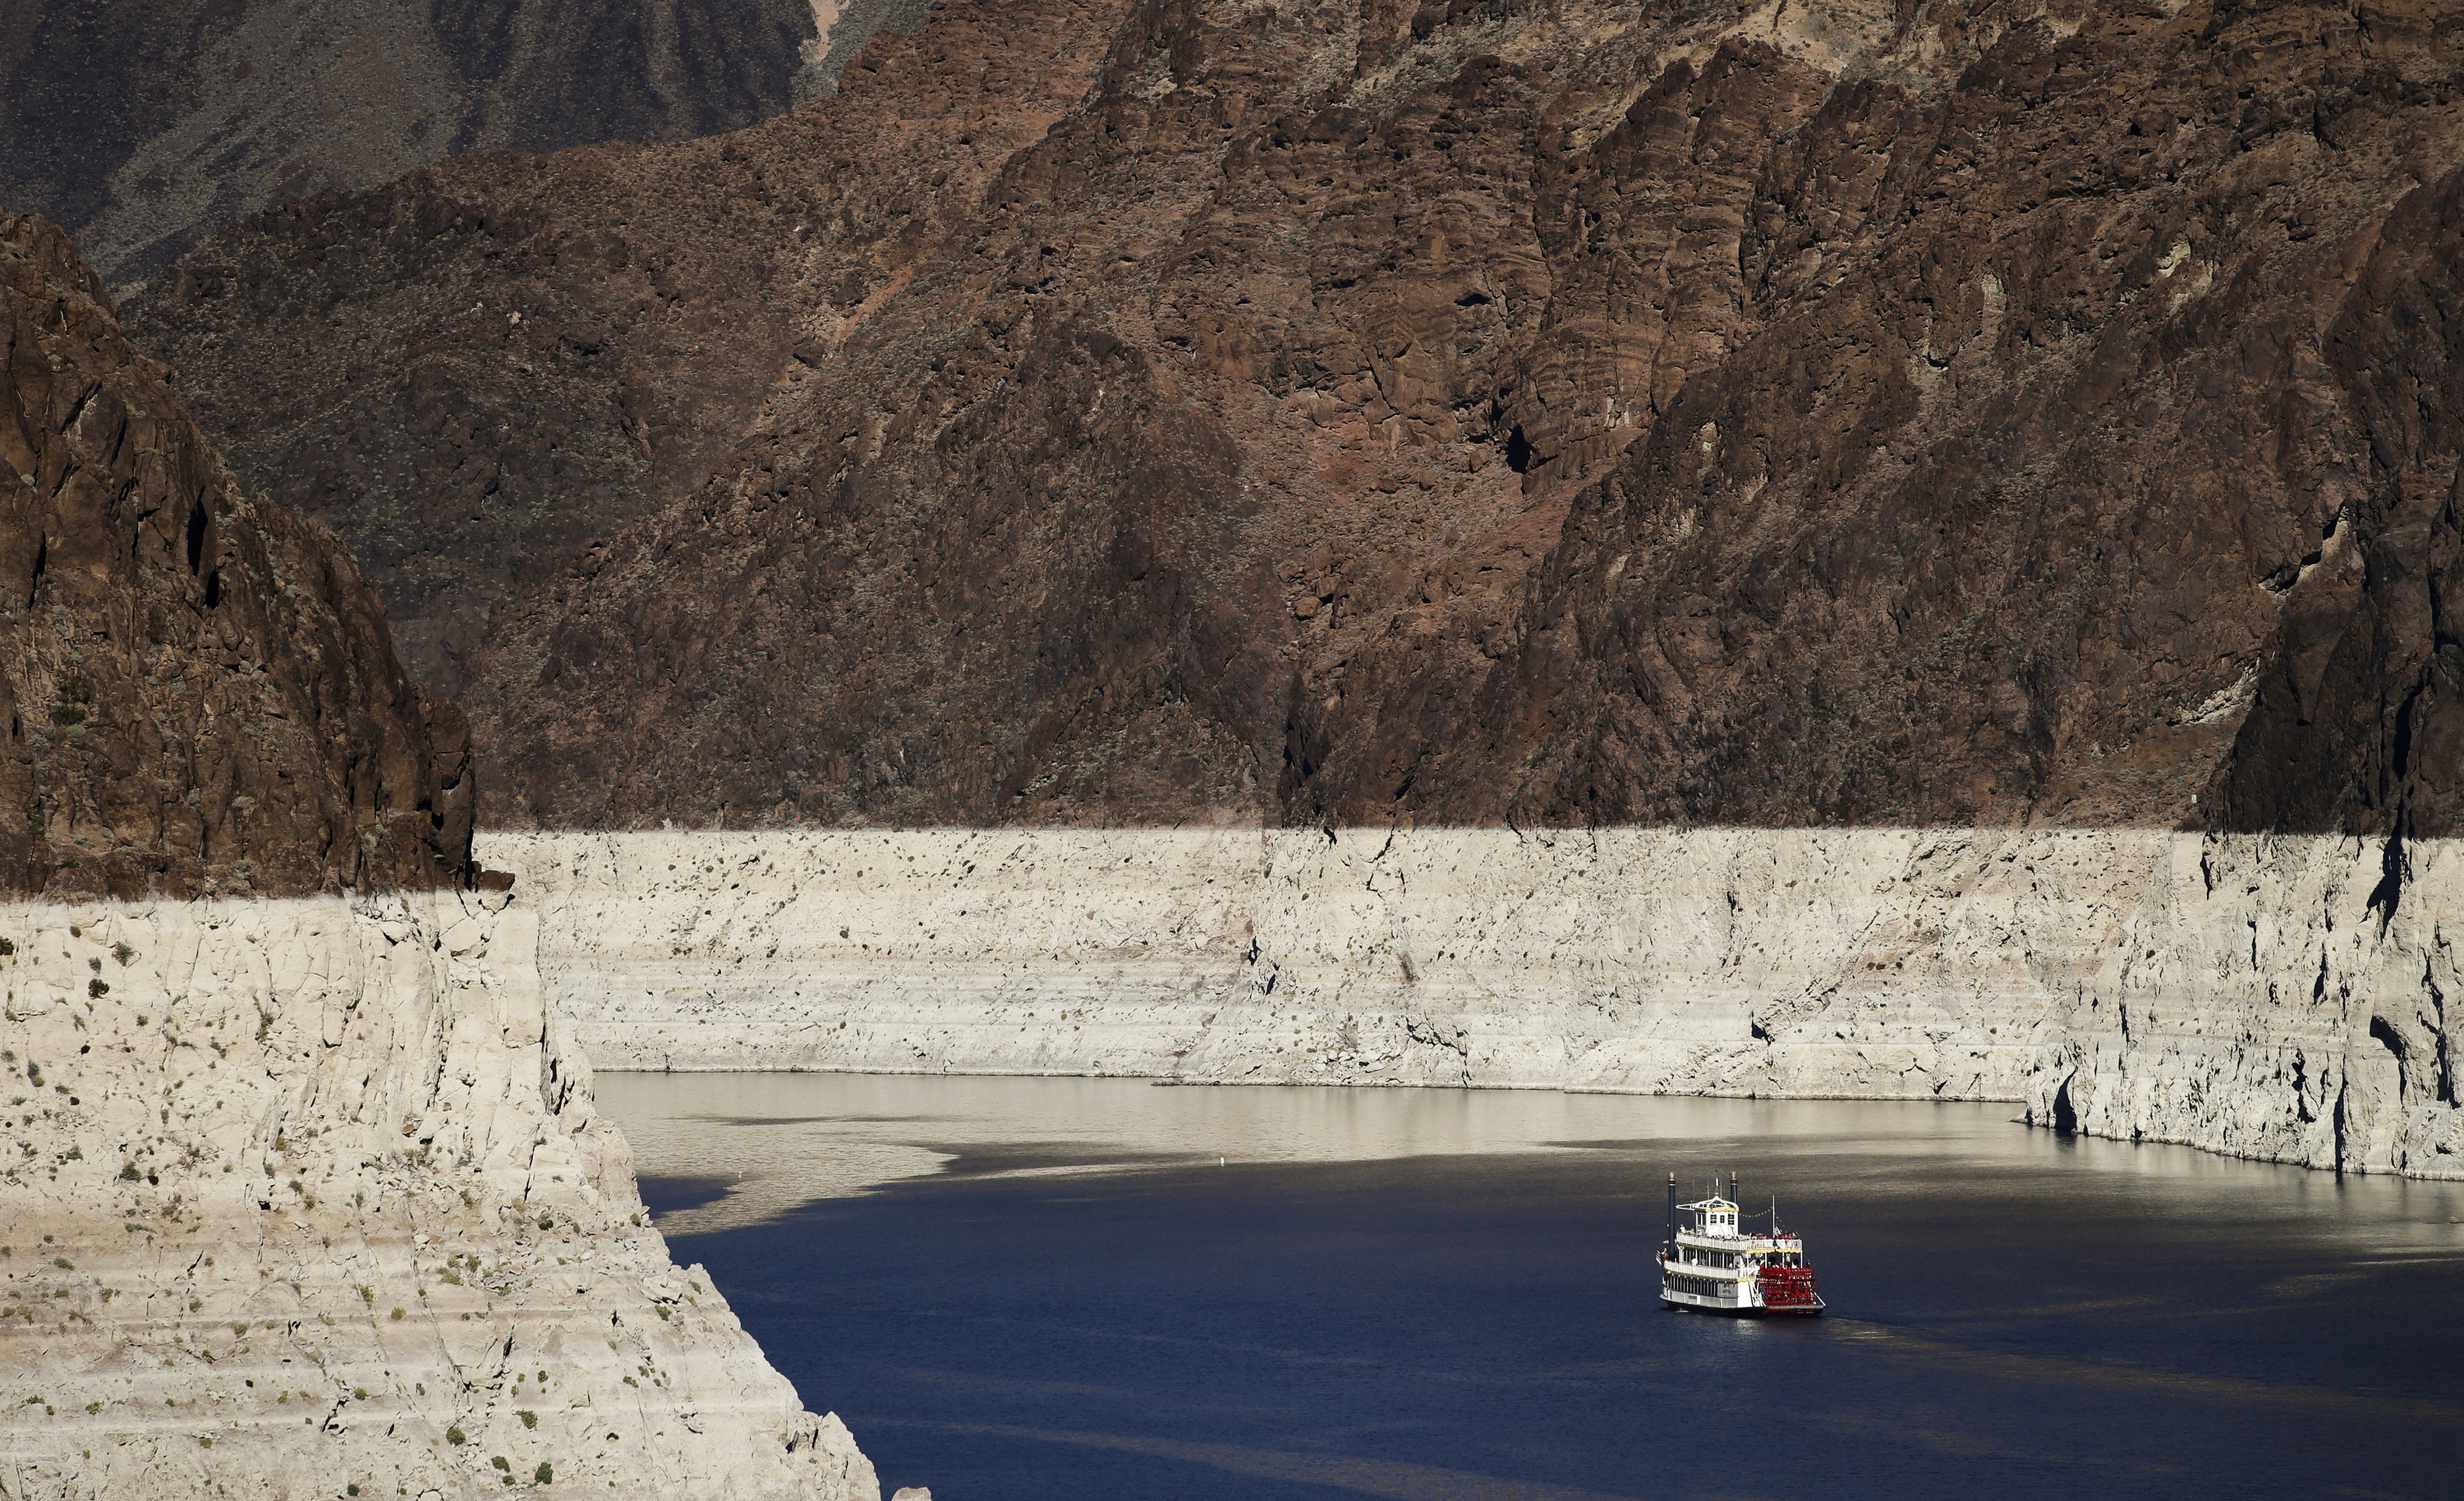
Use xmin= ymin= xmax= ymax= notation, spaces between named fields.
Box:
xmin=3 ymin=206 xmax=471 ymax=901
xmin=125 ymin=0 xmax=2464 ymax=838
xmin=0 ymin=890 xmax=877 ymax=1500
xmin=0 ymin=0 xmax=935 ymax=291
xmin=482 ymin=827 xmax=2464 ymax=1180
xmin=2 ymin=217 xmax=885 ymax=1499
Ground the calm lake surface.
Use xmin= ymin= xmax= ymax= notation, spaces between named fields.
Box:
xmin=597 ymin=1074 xmax=2464 ymax=1500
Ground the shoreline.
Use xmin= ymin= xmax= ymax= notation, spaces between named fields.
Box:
xmin=480 ymin=826 xmax=2464 ymax=1182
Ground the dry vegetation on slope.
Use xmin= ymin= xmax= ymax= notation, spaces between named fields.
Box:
xmin=127 ymin=0 xmax=2464 ymax=835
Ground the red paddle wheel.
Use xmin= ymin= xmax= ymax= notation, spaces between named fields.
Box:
xmin=1757 ymin=1263 xmax=1823 ymax=1313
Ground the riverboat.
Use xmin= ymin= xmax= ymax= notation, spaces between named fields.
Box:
xmin=1657 ymin=1171 xmax=1824 ymax=1316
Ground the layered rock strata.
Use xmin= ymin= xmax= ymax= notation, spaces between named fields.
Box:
xmin=0 ymin=891 xmax=877 ymax=1499
xmin=483 ymin=826 xmax=2464 ymax=1179
xmin=126 ymin=0 xmax=2464 ymax=838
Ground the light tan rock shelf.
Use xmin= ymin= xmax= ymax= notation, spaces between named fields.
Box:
xmin=0 ymin=889 xmax=877 ymax=1500
xmin=483 ymin=828 xmax=2464 ymax=1179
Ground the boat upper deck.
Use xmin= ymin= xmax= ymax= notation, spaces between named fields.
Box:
xmin=1672 ymin=1227 xmax=1803 ymax=1251
xmin=1670 ymin=1192 xmax=1802 ymax=1254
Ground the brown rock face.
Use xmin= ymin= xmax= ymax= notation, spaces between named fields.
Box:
xmin=2209 ymin=171 xmax=2464 ymax=842
xmin=0 ymin=209 xmax=472 ymax=897
xmin=1396 ymin=8 xmax=2464 ymax=837
xmin=126 ymin=0 xmax=2464 ymax=835
xmin=0 ymin=0 xmax=931 ymax=290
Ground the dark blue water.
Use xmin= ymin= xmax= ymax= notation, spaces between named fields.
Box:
xmin=606 ymin=1079 xmax=2464 ymax=1500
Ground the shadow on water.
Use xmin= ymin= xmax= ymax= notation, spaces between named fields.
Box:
xmin=635 ymin=1173 xmax=733 ymax=1220
xmin=603 ymin=1077 xmax=2464 ymax=1501
xmin=908 ymin=1141 xmax=1212 ymax=1178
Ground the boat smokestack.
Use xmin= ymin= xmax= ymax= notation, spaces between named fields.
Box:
xmin=1666 ymin=1172 xmax=1676 ymax=1247
xmin=1730 ymin=1169 xmax=1739 ymax=1206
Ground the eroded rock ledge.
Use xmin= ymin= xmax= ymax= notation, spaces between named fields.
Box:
xmin=0 ymin=890 xmax=876 ymax=1501
xmin=487 ymin=827 xmax=2463 ymax=1180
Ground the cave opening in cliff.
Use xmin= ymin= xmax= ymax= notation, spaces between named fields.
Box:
xmin=2368 ymin=1016 xmax=2407 ymax=1103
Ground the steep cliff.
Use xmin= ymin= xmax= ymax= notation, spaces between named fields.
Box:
xmin=0 ymin=218 xmax=883 ymax=1498
xmin=92 ymin=0 xmax=2464 ymax=1189
xmin=484 ymin=826 xmax=2464 ymax=1179
xmin=0 ymin=891 xmax=879 ymax=1500
xmin=0 ymin=0 xmax=931 ymax=291
xmin=2 ymin=208 xmax=471 ymax=899
xmin=124 ymin=0 xmax=2464 ymax=835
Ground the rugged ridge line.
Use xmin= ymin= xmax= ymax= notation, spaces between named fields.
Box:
xmin=126 ymin=0 xmax=2464 ymax=836
xmin=0 ymin=0 xmax=928 ymax=290
xmin=483 ymin=826 xmax=2464 ymax=1179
